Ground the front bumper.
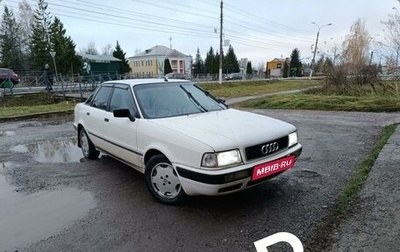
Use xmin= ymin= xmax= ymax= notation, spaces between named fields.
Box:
xmin=176 ymin=144 xmax=302 ymax=196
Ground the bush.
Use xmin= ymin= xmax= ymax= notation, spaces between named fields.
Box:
xmin=317 ymin=64 xmax=389 ymax=96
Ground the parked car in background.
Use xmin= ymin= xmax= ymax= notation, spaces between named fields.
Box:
xmin=73 ymin=79 xmax=302 ymax=204
xmin=0 ymin=68 xmax=20 ymax=88
xmin=164 ymin=72 xmax=186 ymax=79
xmin=225 ymin=72 xmax=243 ymax=80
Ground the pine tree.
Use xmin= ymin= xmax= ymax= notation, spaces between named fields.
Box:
xmin=164 ymin=58 xmax=172 ymax=74
xmin=49 ymin=17 xmax=82 ymax=75
xmin=246 ymin=61 xmax=252 ymax=74
xmin=113 ymin=41 xmax=131 ymax=74
xmin=204 ymin=46 xmax=215 ymax=74
xmin=193 ymin=48 xmax=204 ymax=75
xmin=223 ymin=45 xmax=239 ymax=73
xmin=29 ymin=0 xmax=52 ymax=71
xmin=0 ymin=6 xmax=23 ymax=70
xmin=283 ymin=59 xmax=289 ymax=78
xmin=213 ymin=51 xmax=220 ymax=75
xmin=290 ymin=48 xmax=303 ymax=77
xmin=245 ymin=61 xmax=252 ymax=79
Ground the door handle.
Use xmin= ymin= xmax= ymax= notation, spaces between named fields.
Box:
xmin=104 ymin=118 xmax=109 ymax=122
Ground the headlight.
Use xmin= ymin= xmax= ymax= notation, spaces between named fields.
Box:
xmin=288 ymin=131 xmax=298 ymax=147
xmin=201 ymin=149 xmax=242 ymax=168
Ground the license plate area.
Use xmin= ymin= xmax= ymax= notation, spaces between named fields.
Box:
xmin=251 ymin=156 xmax=295 ymax=181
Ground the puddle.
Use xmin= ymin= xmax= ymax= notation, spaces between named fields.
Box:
xmin=0 ymin=161 xmax=96 ymax=251
xmin=11 ymin=138 xmax=84 ymax=163
xmin=0 ymin=130 xmax=16 ymax=136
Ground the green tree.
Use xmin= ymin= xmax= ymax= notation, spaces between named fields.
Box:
xmin=283 ymin=58 xmax=289 ymax=78
xmin=223 ymin=45 xmax=239 ymax=73
xmin=204 ymin=46 xmax=215 ymax=74
xmin=49 ymin=17 xmax=82 ymax=75
xmin=113 ymin=41 xmax=131 ymax=74
xmin=246 ymin=61 xmax=252 ymax=74
xmin=0 ymin=6 xmax=23 ymax=70
xmin=193 ymin=47 xmax=204 ymax=75
xmin=213 ymin=51 xmax=220 ymax=75
xmin=29 ymin=0 xmax=52 ymax=71
xmin=164 ymin=58 xmax=172 ymax=74
xmin=290 ymin=48 xmax=302 ymax=77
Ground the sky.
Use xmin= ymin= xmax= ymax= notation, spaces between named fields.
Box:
xmin=1 ymin=0 xmax=398 ymax=68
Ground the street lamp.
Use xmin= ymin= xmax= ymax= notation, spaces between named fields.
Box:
xmin=311 ymin=22 xmax=332 ymax=65
xmin=310 ymin=22 xmax=332 ymax=78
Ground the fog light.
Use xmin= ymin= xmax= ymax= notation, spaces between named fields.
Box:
xmin=224 ymin=170 xmax=249 ymax=182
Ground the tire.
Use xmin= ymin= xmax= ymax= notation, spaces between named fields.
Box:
xmin=145 ymin=154 xmax=186 ymax=205
xmin=79 ymin=128 xmax=99 ymax=159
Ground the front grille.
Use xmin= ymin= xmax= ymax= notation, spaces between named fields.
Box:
xmin=245 ymin=136 xmax=288 ymax=161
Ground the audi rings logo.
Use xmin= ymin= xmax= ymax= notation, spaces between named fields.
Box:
xmin=261 ymin=142 xmax=279 ymax=155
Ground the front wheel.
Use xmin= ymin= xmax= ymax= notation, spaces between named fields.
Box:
xmin=145 ymin=154 xmax=186 ymax=205
xmin=79 ymin=128 xmax=99 ymax=159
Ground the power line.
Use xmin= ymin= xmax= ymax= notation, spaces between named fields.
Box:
xmin=2 ymin=0 xmax=317 ymax=59
xmin=223 ymin=2 xmax=311 ymax=35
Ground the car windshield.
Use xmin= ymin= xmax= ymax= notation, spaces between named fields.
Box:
xmin=134 ymin=82 xmax=226 ymax=119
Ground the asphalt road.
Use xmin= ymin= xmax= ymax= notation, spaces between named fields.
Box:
xmin=0 ymin=110 xmax=399 ymax=252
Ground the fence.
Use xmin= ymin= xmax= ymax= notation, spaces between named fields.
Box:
xmin=1 ymin=71 xmax=265 ymax=98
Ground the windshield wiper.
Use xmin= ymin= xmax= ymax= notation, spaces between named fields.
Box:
xmin=194 ymin=85 xmax=228 ymax=108
xmin=179 ymin=85 xmax=208 ymax=112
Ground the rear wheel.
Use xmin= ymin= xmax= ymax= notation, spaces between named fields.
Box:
xmin=79 ymin=128 xmax=99 ymax=159
xmin=145 ymin=154 xmax=186 ymax=205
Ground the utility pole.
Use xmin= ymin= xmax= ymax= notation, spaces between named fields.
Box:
xmin=310 ymin=22 xmax=332 ymax=79
xmin=219 ymin=0 xmax=223 ymax=84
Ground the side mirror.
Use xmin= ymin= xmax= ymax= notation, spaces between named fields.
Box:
xmin=218 ymin=98 xmax=228 ymax=108
xmin=113 ymin=108 xmax=135 ymax=122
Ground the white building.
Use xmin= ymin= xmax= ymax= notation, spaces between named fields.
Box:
xmin=128 ymin=45 xmax=192 ymax=78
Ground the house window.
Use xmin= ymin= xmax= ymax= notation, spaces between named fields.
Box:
xmin=277 ymin=63 xmax=282 ymax=69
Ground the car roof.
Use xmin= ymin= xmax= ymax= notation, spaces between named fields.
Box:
xmin=103 ymin=78 xmax=192 ymax=87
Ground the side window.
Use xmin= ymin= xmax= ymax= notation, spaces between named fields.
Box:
xmin=91 ymin=86 xmax=112 ymax=110
xmin=109 ymin=87 xmax=137 ymax=116
xmin=85 ymin=93 xmax=94 ymax=104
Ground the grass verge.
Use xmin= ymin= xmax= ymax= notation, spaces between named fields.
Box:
xmin=199 ymin=79 xmax=319 ymax=98
xmin=303 ymin=123 xmax=398 ymax=252
xmin=0 ymin=93 xmax=77 ymax=118
xmin=236 ymin=94 xmax=400 ymax=112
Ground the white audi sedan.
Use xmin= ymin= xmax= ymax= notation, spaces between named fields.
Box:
xmin=73 ymin=79 xmax=302 ymax=204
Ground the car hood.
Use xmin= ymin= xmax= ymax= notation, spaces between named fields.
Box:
xmin=149 ymin=109 xmax=296 ymax=151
